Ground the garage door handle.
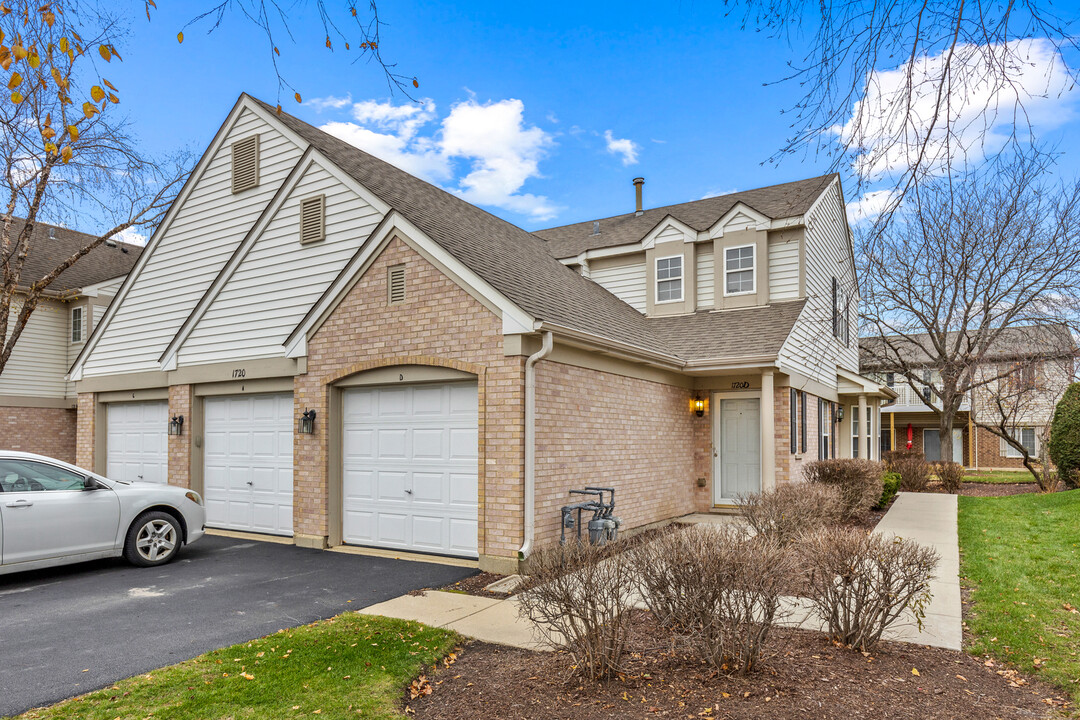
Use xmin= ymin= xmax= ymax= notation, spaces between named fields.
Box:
xmin=405 ymin=489 xmax=412 ymax=494
xmin=246 ymin=481 xmax=253 ymax=486
xmin=5 ymin=499 xmax=32 ymax=508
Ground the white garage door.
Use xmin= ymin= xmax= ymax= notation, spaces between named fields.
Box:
xmin=106 ymin=401 xmax=168 ymax=483
xmin=343 ymin=382 xmax=478 ymax=558
xmin=203 ymin=393 xmax=294 ymax=536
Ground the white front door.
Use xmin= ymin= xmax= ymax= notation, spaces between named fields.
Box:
xmin=106 ymin=401 xmax=168 ymax=483
xmin=203 ymin=393 xmax=294 ymax=536
xmin=342 ymin=382 xmax=479 ymax=558
xmin=714 ymin=397 xmax=761 ymax=504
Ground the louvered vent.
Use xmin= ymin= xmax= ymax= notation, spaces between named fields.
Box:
xmin=299 ymin=195 xmax=325 ymax=244
xmin=388 ymin=265 xmax=406 ymax=304
xmin=231 ymin=135 xmax=260 ymax=193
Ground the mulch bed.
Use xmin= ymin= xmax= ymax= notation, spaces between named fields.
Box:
xmin=408 ymin=613 xmax=1069 ymax=719
xmin=959 ymin=482 xmax=1041 ymax=497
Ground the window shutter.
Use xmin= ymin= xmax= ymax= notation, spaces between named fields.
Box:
xmin=299 ymin=195 xmax=325 ymax=244
xmin=817 ymin=398 xmax=824 ymax=459
xmin=799 ymin=391 xmax=807 ymax=454
xmin=790 ymin=389 xmax=798 ymax=453
xmin=231 ymin=135 xmax=260 ymax=193
xmin=831 ymin=277 xmax=839 ymax=336
xmin=388 ymin=265 xmax=406 ymax=304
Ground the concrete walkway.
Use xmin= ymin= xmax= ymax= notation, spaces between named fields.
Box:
xmin=358 ymin=492 xmax=963 ymax=652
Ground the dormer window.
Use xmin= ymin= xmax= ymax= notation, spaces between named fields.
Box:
xmin=70 ymin=306 xmax=83 ymax=343
xmin=655 ymin=255 xmax=683 ymax=303
xmin=724 ymin=245 xmax=755 ymax=295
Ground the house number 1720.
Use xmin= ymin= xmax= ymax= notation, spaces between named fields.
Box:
xmin=232 ymin=369 xmax=246 ymax=379
xmin=730 ymin=381 xmax=750 ymax=389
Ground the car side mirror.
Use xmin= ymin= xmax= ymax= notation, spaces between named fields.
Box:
xmin=82 ymin=478 xmax=100 ymax=491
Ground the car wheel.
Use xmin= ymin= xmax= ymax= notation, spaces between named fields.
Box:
xmin=124 ymin=511 xmax=183 ymax=567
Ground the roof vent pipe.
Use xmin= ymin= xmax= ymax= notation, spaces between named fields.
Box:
xmin=591 ymin=221 xmax=600 ymax=236
xmin=633 ymin=177 xmax=644 ymax=216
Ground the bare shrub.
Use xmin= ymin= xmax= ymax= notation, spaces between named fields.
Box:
xmin=932 ymin=461 xmax=965 ymax=494
xmin=517 ymin=541 xmax=636 ymax=679
xmin=738 ymin=483 xmax=843 ymax=545
xmin=802 ymin=527 xmax=939 ymax=651
xmin=631 ymin=525 xmax=793 ymax=674
xmin=884 ymin=451 xmax=931 ymax=492
xmin=803 ymin=459 xmax=884 ymax=521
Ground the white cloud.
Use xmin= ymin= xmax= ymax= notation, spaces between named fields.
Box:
xmin=603 ymin=130 xmax=640 ymax=166
xmin=839 ymin=38 xmax=1076 ymax=179
xmin=306 ymin=94 xmax=353 ymax=112
xmin=700 ymin=187 xmax=738 ymax=200
xmin=114 ymin=227 xmax=148 ymax=246
xmin=317 ymin=96 xmax=559 ymax=221
xmin=846 ymin=189 xmax=898 ymax=226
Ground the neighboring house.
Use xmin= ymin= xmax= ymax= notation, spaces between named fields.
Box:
xmin=69 ymin=94 xmax=889 ymax=573
xmin=861 ymin=326 xmax=1077 ymax=469
xmin=1 ymin=221 xmax=141 ymax=463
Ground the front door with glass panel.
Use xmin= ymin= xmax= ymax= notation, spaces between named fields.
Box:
xmin=923 ymin=428 xmax=963 ymax=463
xmin=714 ymin=397 xmax=761 ymax=504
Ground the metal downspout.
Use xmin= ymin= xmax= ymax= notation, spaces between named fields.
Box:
xmin=518 ymin=330 xmax=553 ymax=562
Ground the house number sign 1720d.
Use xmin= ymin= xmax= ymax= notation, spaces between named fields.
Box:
xmin=730 ymin=381 xmax=751 ymax=389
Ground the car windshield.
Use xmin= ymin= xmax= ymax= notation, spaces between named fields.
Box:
xmin=0 ymin=459 xmax=89 ymax=492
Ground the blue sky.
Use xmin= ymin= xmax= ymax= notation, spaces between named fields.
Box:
xmin=104 ymin=1 xmax=1080 ymax=234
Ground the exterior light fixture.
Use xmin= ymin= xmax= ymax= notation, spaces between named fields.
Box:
xmin=298 ymin=409 xmax=317 ymax=435
xmin=693 ymin=396 xmax=705 ymax=417
xmin=168 ymin=415 xmax=184 ymax=436
xmin=836 ymin=406 xmax=845 ymax=421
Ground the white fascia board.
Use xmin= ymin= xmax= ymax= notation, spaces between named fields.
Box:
xmin=158 ymin=147 xmax=392 ymax=370
xmin=68 ymin=94 xmax=305 ymax=381
xmin=641 ymin=215 xmax=699 ymax=250
xmin=283 ymin=210 xmax=535 ymax=358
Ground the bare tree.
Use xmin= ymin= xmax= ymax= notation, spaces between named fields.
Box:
xmin=973 ymin=352 xmax=1076 ymax=491
xmin=730 ymin=1 xmax=1079 ymax=231
xmin=0 ymin=2 xmax=188 ymax=377
xmin=859 ymin=157 xmax=1080 ymax=468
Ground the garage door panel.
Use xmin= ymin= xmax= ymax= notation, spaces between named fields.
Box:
xmin=202 ymin=393 xmax=293 ymax=536
xmin=106 ymin=401 xmax=168 ymax=484
xmin=342 ymin=382 xmax=478 ymax=558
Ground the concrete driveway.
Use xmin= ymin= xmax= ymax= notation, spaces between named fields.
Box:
xmin=0 ymin=534 xmax=474 ymax=717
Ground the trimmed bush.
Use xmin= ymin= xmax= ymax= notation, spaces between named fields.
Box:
xmin=885 ymin=451 xmax=931 ymax=492
xmin=803 ymin=527 xmax=939 ymax=651
xmin=875 ymin=471 xmax=901 ymax=510
xmin=631 ymin=526 xmax=792 ymax=674
xmin=1049 ymin=382 xmax=1080 ymax=489
xmin=803 ymin=459 xmax=884 ymax=521
xmin=517 ymin=541 xmax=636 ymax=679
xmin=739 ymin=483 xmax=843 ymax=545
xmin=933 ymin=461 xmax=965 ymax=494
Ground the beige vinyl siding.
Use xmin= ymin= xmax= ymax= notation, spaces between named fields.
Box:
xmin=696 ymin=243 xmax=714 ymax=309
xmin=778 ymin=182 xmax=858 ymax=386
xmin=655 ymin=224 xmax=686 ymax=244
xmin=80 ymin=108 xmax=305 ymax=377
xmin=1 ymin=298 xmax=70 ymax=399
xmin=177 ymin=162 xmax=384 ymax=365
xmin=768 ymin=232 xmax=801 ymax=301
xmin=590 ymin=257 xmax=647 ymax=313
xmin=92 ymin=304 xmax=107 ymax=329
xmin=86 ymin=275 xmax=125 ymax=297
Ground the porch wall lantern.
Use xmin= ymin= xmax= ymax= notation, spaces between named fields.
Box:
xmin=298 ymin=409 xmax=317 ymax=435
xmin=836 ymin=406 xmax=845 ymax=421
xmin=168 ymin=415 xmax=184 ymax=436
xmin=693 ymin=396 xmax=705 ymax=417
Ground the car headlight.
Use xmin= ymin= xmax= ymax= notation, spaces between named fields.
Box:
xmin=185 ymin=491 xmax=203 ymax=506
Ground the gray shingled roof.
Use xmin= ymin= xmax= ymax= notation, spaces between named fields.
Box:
xmin=255 ymin=97 xmax=809 ymax=364
xmin=6 ymin=218 xmax=142 ymax=292
xmin=534 ymin=175 xmax=836 ymax=259
xmin=649 ymin=301 xmax=806 ymax=360
xmin=860 ymin=325 xmax=1078 ymax=370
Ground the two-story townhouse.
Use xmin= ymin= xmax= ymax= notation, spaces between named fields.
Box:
xmin=68 ymin=94 xmax=890 ymax=573
xmin=1 ymin=221 xmax=140 ymax=463
xmin=861 ymin=325 xmax=1076 ymax=469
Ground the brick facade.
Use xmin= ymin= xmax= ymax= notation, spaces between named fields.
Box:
xmin=297 ymin=236 xmax=526 ymax=563
xmin=76 ymin=392 xmax=96 ymax=470
xmin=168 ymin=385 xmax=193 ymax=488
xmin=533 ymin=361 xmax=701 ymax=546
xmin=1 ymin=405 xmax=76 ymax=463
xmin=973 ymin=425 xmax=1030 ymax=469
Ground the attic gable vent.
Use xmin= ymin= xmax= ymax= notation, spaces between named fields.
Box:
xmin=231 ymin=134 xmax=260 ymax=193
xmin=299 ymin=195 xmax=325 ymax=244
xmin=388 ymin=265 xmax=406 ymax=305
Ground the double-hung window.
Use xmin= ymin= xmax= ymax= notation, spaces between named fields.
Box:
xmin=818 ymin=399 xmax=834 ymax=459
xmin=1002 ymin=428 xmax=1038 ymax=458
xmin=70 ymin=306 xmax=83 ymax=343
xmin=655 ymin=255 xmax=683 ymax=303
xmin=724 ymin=245 xmax=755 ymax=295
xmin=850 ymin=406 xmax=873 ymax=458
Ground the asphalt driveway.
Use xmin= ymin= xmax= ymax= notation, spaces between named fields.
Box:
xmin=0 ymin=534 xmax=474 ymax=717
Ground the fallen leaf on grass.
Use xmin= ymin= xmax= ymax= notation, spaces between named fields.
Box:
xmin=911 ymin=668 xmax=920 ymax=676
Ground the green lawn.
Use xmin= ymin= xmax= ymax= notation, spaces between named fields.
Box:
xmin=964 ymin=469 xmax=1038 ymax=484
xmin=15 ymin=614 xmax=458 ymax=720
xmin=958 ymin=490 xmax=1080 ymax=701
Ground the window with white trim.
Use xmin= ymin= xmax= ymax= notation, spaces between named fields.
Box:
xmin=818 ymin=399 xmax=834 ymax=459
xmin=851 ymin=406 xmax=873 ymax=458
xmin=724 ymin=245 xmax=755 ymax=295
xmin=1001 ymin=428 xmax=1038 ymax=458
xmin=655 ymin=255 xmax=683 ymax=303
xmin=70 ymin=306 xmax=83 ymax=343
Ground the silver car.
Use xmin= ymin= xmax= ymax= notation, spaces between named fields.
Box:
xmin=0 ymin=451 xmax=205 ymax=575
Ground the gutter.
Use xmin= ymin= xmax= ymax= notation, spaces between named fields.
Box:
xmin=518 ymin=329 xmax=553 ymax=562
